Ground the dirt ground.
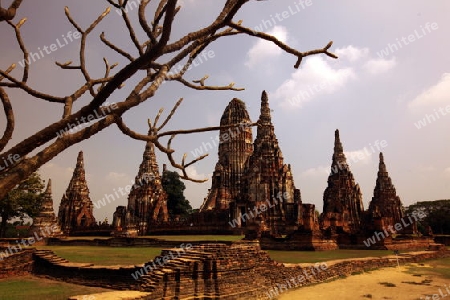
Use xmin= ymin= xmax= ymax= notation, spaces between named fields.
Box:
xmin=278 ymin=263 xmax=450 ymax=300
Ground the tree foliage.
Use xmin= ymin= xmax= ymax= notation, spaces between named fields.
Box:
xmin=0 ymin=172 xmax=45 ymax=237
xmin=162 ymin=170 xmax=192 ymax=218
xmin=405 ymin=200 xmax=450 ymax=235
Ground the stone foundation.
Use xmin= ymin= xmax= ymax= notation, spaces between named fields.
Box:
xmin=46 ymin=237 xmax=234 ymax=247
xmin=27 ymin=241 xmax=450 ymax=299
xmin=0 ymin=248 xmax=35 ymax=278
xmin=259 ymin=231 xmax=338 ymax=251
xmin=434 ymin=235 xmax=450 ymax=246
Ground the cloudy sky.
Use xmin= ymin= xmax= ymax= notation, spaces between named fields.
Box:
xmin=1 ymin=1 xmax=449 ymax=222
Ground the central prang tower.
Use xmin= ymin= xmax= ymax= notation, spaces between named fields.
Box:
xmin=200 ymin=98 xmax=253 ymax=211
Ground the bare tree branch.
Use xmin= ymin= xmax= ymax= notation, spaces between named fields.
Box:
xmin=0 ymin=0 xmax=22 ymax=22
xmin=0 ymin=0 xmax=337 ymax=198
xmin=7 ymin=18 xmax=29 ymax=82
xmin=100 ymin=32 xmax=135 ymax=62
xmin=228 ymin=21 xmax=337 ymax=68
xmin=0 ymin=88 xmax=14 ymax=151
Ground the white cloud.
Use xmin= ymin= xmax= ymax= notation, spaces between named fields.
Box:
xmin=182 ymin=166 xmax=212 ymax=209
xmin=245 ymin=26 xmax=288 ymax=68
xmin=409 ymin=73 xmax=450 ymax=110
xmin=272 ymin=45 xmax=401 ymax=110
xmin=274 ymin=56 xmax=355 ymax=109
xmin=40 ymin=163 xmax=74 ymax=184
xmin=182 ymin=166 xmax=210 ymax=181
xmin=300 ymin=166 xmax=329 ymax=178
xmin=105 ymin=172 xmax=132 ymax=185
xmin=335 ymin=45 xmax=369 ymax=62
xmin=345 ymin=149 xmax=374 ymax=165
xmin=363 ymin=57 xmax=396 ymax=75
xmin=443 ymin=167 xmax=450 ymax=176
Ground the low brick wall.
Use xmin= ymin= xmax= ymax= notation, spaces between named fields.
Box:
xmin=30 ymin=241 xmax=450 ymax=300
xmin=434 ymin=235 xmax=450 ymax=246
xmin=32 ymin=249 xmax=145 ymax=290
xmin=46 ymin=237 xmax=233 ymax=248
xmin=0 ymin=248 xmax=35 ymax=278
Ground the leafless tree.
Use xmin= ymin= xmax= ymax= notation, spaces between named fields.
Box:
xmin=0 ymin=0 xmax=337 ymax=200
xmin=0 ymin=0 xmax=22 ymax=22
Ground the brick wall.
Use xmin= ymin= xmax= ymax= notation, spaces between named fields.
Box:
xmin=0 ymin=248 xmax=35 ymax=278
xmin=26 ymin=241 xmax=450 ymax=300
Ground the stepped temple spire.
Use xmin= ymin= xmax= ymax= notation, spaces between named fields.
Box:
xmin=259 ymin=90 xmax=272 ymax=124
xmin=200 ymin=98 xmax=253 ymax=211
xmin=58 ymin=151 xmax=96 ymax=234
xmin=332 ymin=129 xmax=349 ymax=171
xmin=125 ymin=140 xmax=169 ymax=235
xmin=31 ymin=179 xmax=62 ymax=236
xmin=240 ymin=91 xmax=301 ymax=234
xmin=367 ymin=152 xmax=405 ymax=231
xmin=321 ymin=130 xmax=364 ymax=234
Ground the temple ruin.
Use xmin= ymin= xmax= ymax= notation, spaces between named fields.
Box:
xmin=198 ymin=91 xmax=303 ymax=238
xmin=42 ymin=91 xmax=431 ymax=250
xmin=200 ymin=98 xmax=253 ymax=211
xmin=320 ymin=129 xmax=364 ymax=235
xmin=112 ymin=139 xmax=169 ymax=236
xmin=30 ymin=179 xmax=62 ymax=237
xmin=57 ymin=151 xmax=96 ymax=234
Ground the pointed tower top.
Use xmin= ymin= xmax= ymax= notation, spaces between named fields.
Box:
xmin=135 ymin=141 xmax=161 ymax=184
xmin=77 ymin=151 xmax=84 ymax=166
xmin=334 ymin=129 xmax=343 ymax=153
xmin=220 ymin=98 xmax=250 ymax=127
xmin=259 ymin=90 xmax=272 ymax=124
xmin=378 ymin=152 xmax=387 ymax=173
xmin=45 ymin=179 xmax=52 ymax=195
xmin=332 ymin=129 xmax=348 ymax=170
xmin=64 ymin=150 xmax=90 ymax=199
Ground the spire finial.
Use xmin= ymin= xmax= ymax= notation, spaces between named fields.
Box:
xmin=77 ymin=151 xmax=84 ymax=166
xmin=378 ymin=152 xmax=387 ymax=173
xmin=331 ymin=129 xmax=348 ymax=171
xmin=259 ymin=90 xmax=271 ymax=124
xmin=45 ymin=178 xmax=52 ymax=195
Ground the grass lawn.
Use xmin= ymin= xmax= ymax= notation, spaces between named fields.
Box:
xmin=0 ymin=275 xmax=112 ymax=300
xmin=61 ymin=236 xmax=111 ymax=240
xmin=36 ymin=246 xmax=164 ymax=265
xmin=267 ymin=249 xmax=402 ymax=264
xmin=38 ymin=245 xmax=403 ymax=266
xmin=405 ymin=257 xmax=450 ymax=279
xmin=144 ymin=235 xmax=244 ymax=242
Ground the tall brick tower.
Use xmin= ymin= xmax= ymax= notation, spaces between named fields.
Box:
xmin=239 ymin=91 xmax=301 ymax=234
xmin=58 ymin=151 xmax=96 ymax=234
xmin=367 ymin=152 xmax=405 ymax=231
xmin=31 ymin=179 xmax=62 ymax=236
xmin=321 ymin=130 xmax=364 ymax=234
xmin=126 ymin=141 xmax=169 ymax=235
xmin=200 ymin=98 xmax=253 ymax=211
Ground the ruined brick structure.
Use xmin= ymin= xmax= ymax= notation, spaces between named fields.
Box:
xmin=102 ymin=92 xmax=423 ymax=249
xmin=321 ymin=130 xmax=364 ymax=235
xmin=198 ymin=91 xmax=302 ymax=237
xmin=28 ymin=240 xmax=447 ymax=299
xmin=113 ymin=141 xmax=169 ymax=236
xmin=366 ymin=153 xmax=416 ymax=234
xmin=30 ymin=179 xmax=62 ymax=237
xmin=200 ymin=98 xmax=253 ymax=211
xmin=239 ymin=91 xmax=302 ymax=235
xmin=57 ymin=151 xmax=96 ymax=234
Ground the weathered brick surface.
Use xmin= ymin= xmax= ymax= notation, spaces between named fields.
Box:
xmin=33 ymin=249 xmax=142 ymax=290
xmin=28 ymin=241 xmax=450 ymax=300
xmin=0 ymin=248 xmax=35 ymax=278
